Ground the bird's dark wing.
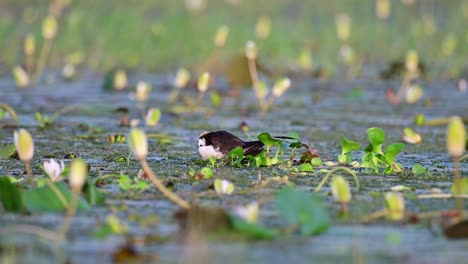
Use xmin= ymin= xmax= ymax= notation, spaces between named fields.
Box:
xmin=210 ymin=131 xmax=245 ymax=154
xmin=242 ymin=140 xmax=264 ymax=156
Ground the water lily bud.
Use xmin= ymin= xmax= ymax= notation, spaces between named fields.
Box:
xmin=405 ymin=85 xmax=424 ymax=104
xmin=197 ymin=72 xmax=210 ymax=93
xmin=446 ymin=116 xmax=466 ymax=158
xmin=42 ymin=15 xmax=58 ymax=39
xmin=413 ymin=113 xmax=425 ymax=126
xmin=384 ymin=192 xmax=405 ymax=221
xmin=331 ymin=175 xmax=351 ymax=204
xmin=298 ymin=49 xmax=313 ymax=71
xmin=376 ymin=0 xmax=391 ymax=20
xmin=235 ymin=202 xmax=259 ymax=223
xmin=128 ymin=128 xmax=148 ymax=159
xmin=174 ymin=68 xmax=190 ymax=88
xmin=12 ymin=66 xmax=30 ymax=88
xmin=214 ymin=25 xmax=229 ymax=48
xmin=402 ymin=127 xmax=422 ymax=144
xmin=256 ymin=16 xmax=271 ymax=39
xmin=14 ymin=129 xmax=34 ymax=162
xmin=43 ymin=158 xmax=65 ymax=182
xmin=24 ymin=34 xmax=36 ymax=56
xmin=335 ymin=13 xmax=351 ymax=42
xmin=145 ymin=108 xmax=161 ymax=127
xmin=245 ymin=40 xmax=257 ymax=60
xmin=214 ymin=179 xmax=235 ymax=195
xmin=114 ymin=69 xmax=128 ymax=90
xmin=69 ymin=159 xmax=87 ymax=191
xmin=405 ymin=50 xmax=419 ymax=74
xmin=272 ymin=77 xmax=291 ymax=98
xmin=136 ymin=81 xmax=152 ymax=102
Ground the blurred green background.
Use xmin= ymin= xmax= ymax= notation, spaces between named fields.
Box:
xmin=1 ymin=0 xmax=467 ymax=76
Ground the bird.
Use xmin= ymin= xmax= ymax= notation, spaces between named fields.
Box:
xmin=198 ymin=130 xmax=265 ymax=160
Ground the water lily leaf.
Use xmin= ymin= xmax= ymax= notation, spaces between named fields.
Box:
xmin=411 ymin=164 xmax=427 ymax=176
xmin=22 ymin=182 xmax=90 ymax=212
xmin=229 ymin=215 xmax=277 ymax=239
xmin=258 ymin=132 xmax=280 ymax=147
xmin=298 ymin=163 xmax=313 ymax=172
xmin=0 ymin=144 xmax=16 ymax=159
xmin=367 ymin=127 xmax=385 ymax=153
xmin=0 ymin=177 xmax=24 ymax=212
xmin=275 ymin=187 xmax=330 ymax=236
xmin=384 ymin=143 xmax=405 ymax=164
xmin=341 ymin=137 xmax=360 ymax=154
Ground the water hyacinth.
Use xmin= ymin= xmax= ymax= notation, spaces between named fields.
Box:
xmin=14 ymin=129 xmax=34 ymax=162
xmin=245 ymin=40 xmax=257 ymax=60
xmin=384 ymin=192 xmax=405 ymax=221
xmin=197 ymin=72 xmax=210 ymax=93
xmin=331 ymin=175 xmax=351 ymax=204
xmin=174 ymin=68 xmax=190 ymax=88
xmin=446 ymin=116 xmax=466 ymax=158
xmin=272 ymin=78 xmax=291 ymax=98
xmin=145 ymin=108 xmax=161 ymax=127
xmin=214 ymin=25 xmax=229 ymax=48
xmin=69 ymin=159 xmax=87 ymax=191
xmin=256 ymin=16 xmax=272 ymax=39
xmin=128 ymin=128 xmax=148 ymax=160
xmin=43 ymin=158 xmax=65 ymax=182
xmin=214 ymin=179 xmax=235 ymax=195
xmin=136 ymin=81 xmax=152 ymax=102
xmin=42 ymin=15 xmax=58 ymax=39
xmin=235 ymin=202 xmax=259 ymax=223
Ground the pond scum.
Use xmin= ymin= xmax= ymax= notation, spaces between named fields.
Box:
xmin=0 ymin=0 xmax=468 ymax=262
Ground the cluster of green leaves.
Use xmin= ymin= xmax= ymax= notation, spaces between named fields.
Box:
xmin=119 ymin=174 xmax=149 ymax=191
xmin=339 ymin=127 xmax=405 ymax=174
xmin=0 ymin=176 xmax=104 ymax=213
xmin=226 ymin=132 xmax=314 ymax=169
xmin=230 ymin=186 xmax=330 ymax=239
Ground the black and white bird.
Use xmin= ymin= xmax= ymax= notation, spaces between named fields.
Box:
xmin=198 ymin=130 xmax=265 ymax=160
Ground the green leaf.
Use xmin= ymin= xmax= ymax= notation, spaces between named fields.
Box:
xmin=258 ymin=132 xmax=280 ymax=148
xmin=384 ymin=143 xmax=405 ymax=164
xmin=298 ymin=163 xmax=314 ymax=172
xmin=83 ymin=180 xmax=105 ymax=206
xmin=311 ymin=157 xmax=322 ymax=167
xmin=227 ymin=147 xmax=244 ymax=167
xmin=285 ymin=131 xmax=300 ymax=140
xmin=337 ymin=154 xmax=350 ymax=164
xmin=119 ymin=174 xmax=132 ymax=191
xmin=275 ymin=187 xmax=330 ymax=236
xmin=341 ymin=137 xmax=360 ymax=154
xmin=411 ymin=164 xmax=427 ymax=176
xmin=200 ymin=167 xmax=214 ymax=179
xmin=0 ymin=144 xmax=16 ymax=159
xmin=367 ymin=127 xmax=385 ymax=153
xmin=230 ymin=215 xmax=277 ymax=240
xmin=22 ymin=182 xmax=90 ymax=212
xmin=0 ymin=177 xmax=24 ymax=212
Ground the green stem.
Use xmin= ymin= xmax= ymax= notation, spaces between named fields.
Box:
xmin=140 ymin=159 xmax=190 ymax=209
xmin=32 ymin=38 xmax=53 ymax=84
xmin=0 ymin=103 xmax=19 ymax=125
xmin=24 ymin=161 xmax=35 ymax=188
xmin=45 ymin=179 xmax=69 ymax=208
xmin=56 ymin=190 xmax=79 ymax=242
xmin=315 ymin=166 xmax=360 ymax=192
xmin=454 ymin=157 xmax=463 ymax=218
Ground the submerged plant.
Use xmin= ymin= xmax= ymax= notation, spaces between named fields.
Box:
xmin=13 ymin=129 xmax=35 ymax=187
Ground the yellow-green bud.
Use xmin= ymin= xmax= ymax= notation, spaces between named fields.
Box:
xmin=272 ymin=77 xmax=291 ymax=97
xmin=214 ymin=179 xmax=235 ymax=195
xmin=405 ymin=85 xmax=424 ymax=104
xmin=12 ymin=66 xmax=30 ymax=88
xmin=13 ymin=129 xmax=34 ymax=162
xmin=114 ymin=69 xmax=128 ymax=90
xmin=446 ymin=116 xmax=466 ymax=158
xmin=402 ymin=127 xmax=422 ymax=144
xmin=197 ymin=72 xmax=210 ymax=93
xmin=405 ymin=50 xmax=419 ymax=74
xmin=174 ymin=68 xmax=190 ymax=88
xmin=245 ymin=40 xmax=257 ymax=60
xmin=24 ymin=34 xmax=36 ymax=56
xmin=214 ymin=25 xmax=229 ymax=48
xmin=256 ymin=16 xmax=271 ymax=39
xmin=128 ymin=128 xmax=148 ymax=159
xmin=331 ymin=175 xmax=351 ymax=203
xmin=335 ymin=13 xmax=351 ymax=41
xmin=69 ymin=159 xmax=87 ymax=191
xmin=376 ymin=0 xmax=391 ymax=20
xmin=145 ymin=108 xmax=161 ymax=127
xmin=384 ymin=192 xmax=405 ymax=221
xmin=136 ymin=81 xmax=152 ymax=102
xmin=42 ymin=16 xmax=58 ymax=40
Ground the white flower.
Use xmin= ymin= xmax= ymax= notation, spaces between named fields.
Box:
xmin=234 ymin=202 xmax=259 ymax=223
xmin=214 ymin=179 xmax=235 ymax=195
xmin=43 ymin=158 xmax=65 ymax=182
